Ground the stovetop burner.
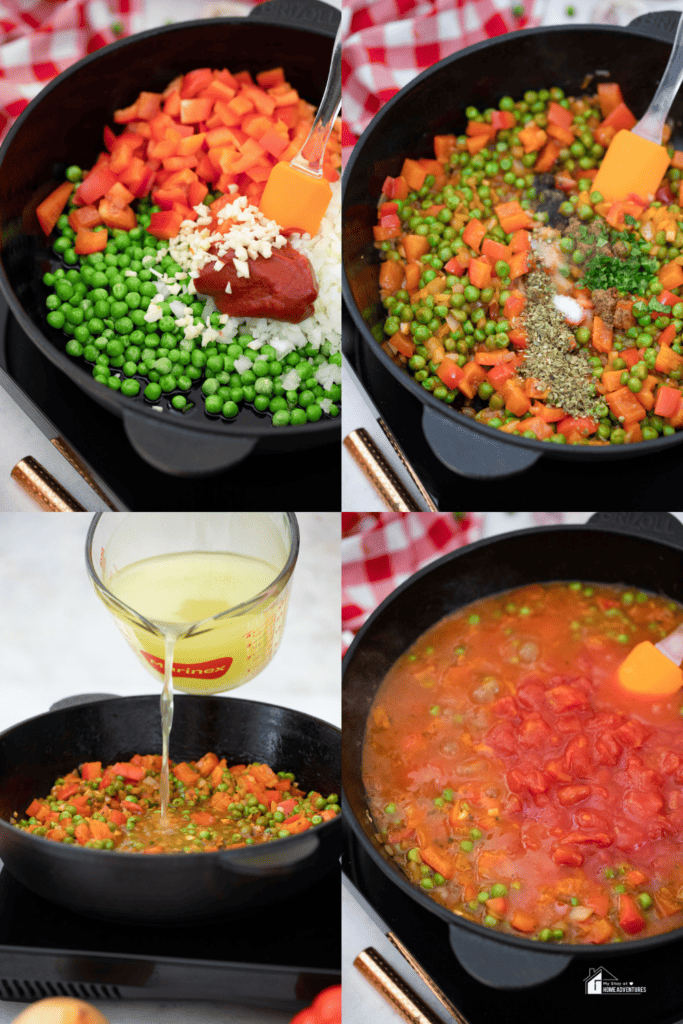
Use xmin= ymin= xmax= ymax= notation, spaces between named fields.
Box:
xmin=0 ymin=859 xmax=339 ymax=1007
xmin=344 ymin=833 xmax=683 ymax=1024
xmin=345 ymin=315 xmax=683 ymax=510
xmin=0 ymin=292 xmax=338 ymax=510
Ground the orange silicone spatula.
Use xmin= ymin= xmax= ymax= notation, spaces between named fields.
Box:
xmin=259 ymin=23 xmax=341 ymax=237
xmin=617 ymin=621 xmax=683 ymax=697
xmin=591 ymin=13 xmax=683 ymax=204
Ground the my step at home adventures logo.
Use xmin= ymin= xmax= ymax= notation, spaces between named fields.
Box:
xmin=585 ymin=966 xmax=646 ymax=995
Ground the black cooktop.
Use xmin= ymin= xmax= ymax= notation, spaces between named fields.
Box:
xmin=0 ymin=291 xmax=339 ymax=511
xmin=0 ymin=858 xmax=340 ymax=1007
xmin=344 ymin=833 xmax=683 ymax=1024
xmin=345 ymin=312 xmax=683 ymax=511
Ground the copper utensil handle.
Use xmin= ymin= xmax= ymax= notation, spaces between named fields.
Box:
xmin=344 ymin=428 xmax=421 ymax=511
xmin=11 ymin=456 xmax=85 ymax=511
xmin=51 ymin=437 xmax=120 ymax=510
xmin=354 ymin=947 xmax=446 ymax=1024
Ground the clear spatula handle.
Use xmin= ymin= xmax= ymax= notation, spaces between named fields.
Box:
xmin=656 ymin=620 xmax=683 ymax=667
xmin=634 ymin=12 xmax=683 ymax=144
xmin=291 ymin=21 xmax=342 ymax=178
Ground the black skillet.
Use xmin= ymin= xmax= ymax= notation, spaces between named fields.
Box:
xmin=0 ymin=0 xmax=340 ymax=477
xmin=343 ymin=511 xmax=683 ymax=987
xmin=0 ymin=694 xmax=340 ymax=925
xmin=343 ymin=12 xmax=683 ymax=479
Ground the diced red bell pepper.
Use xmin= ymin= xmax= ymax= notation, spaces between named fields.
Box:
xmin=148 ymin=209 xmax=184 ymax=240
xmin=437 ymin=357 xmax=465 ymax=390
xmin=547 ymin=101 xmax=573 ymax=129
xmin=77 ymin=166 xmax=119 ymax=205
xmin=181 ymin=68 xmax=214 ymax=98
xmin=658 ymin=290 xmax=678 ymax=307
xmin=487 ymin=361 xmax=516 ymax=390
xmin=618 ymin=894 xmax=646 ymax=934
xmin=597 ymin=82 xmax=624 ymax=118
xmin=654 ymin=385 xmax=682 ymax=418
xmin=659 ymin=323 xmax=678 ymax=348
xmin=36 ymin=181 xmax=74 ymax=236
xmin=491 ymin=110 xmax=516 ymax=130
xmin=600 ymin=102 xmax=637 ymax=131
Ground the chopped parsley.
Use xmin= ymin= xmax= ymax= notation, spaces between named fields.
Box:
xmin=583 ymin=252 xmax=658 ymax=295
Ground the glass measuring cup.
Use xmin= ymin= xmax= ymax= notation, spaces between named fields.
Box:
xmin=85 ymin=512 xmax=299 ymax=816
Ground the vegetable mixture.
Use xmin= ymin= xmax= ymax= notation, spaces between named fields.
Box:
xmin=364 ymin=582 xmax=683 ymax=944
xmin=13 ymin=753 xmax=339 ymax=853
xmin=36 ymin=66 xmax=342 ymax=426
xmin=375 ymin=82 xmax=683 ymax=444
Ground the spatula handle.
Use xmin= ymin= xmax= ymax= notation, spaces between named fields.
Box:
xmin=291 ymin=22 xmax=342 ymax=178
xmin=634 ymin=11 xmax=683 ymax=144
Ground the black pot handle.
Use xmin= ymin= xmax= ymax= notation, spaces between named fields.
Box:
xmin=587 ymin=511 xmax=683 ymax=545
xmin=49 ymin=693 xmax=118 ymax=712
xmin=122 ymin=410 xmax=256 ymax=477
xmin=422 ymin=406 xmax=541 ymax=478
xmin=248 ymin=0 xmax=340 ymax=36
xmin=448 ymin=925 xmax=572 ymax=988
xmin=629 ymin=10 xmax=682 ymax=43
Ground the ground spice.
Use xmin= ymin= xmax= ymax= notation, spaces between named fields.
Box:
xmin=519 ymin=270 xmax=598 ymax=419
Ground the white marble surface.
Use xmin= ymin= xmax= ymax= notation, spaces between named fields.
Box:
xmin=0 ymin=510 xmax=339 ymax=1024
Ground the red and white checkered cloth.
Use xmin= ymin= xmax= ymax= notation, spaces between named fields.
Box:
xmin=0 ymin=0 xmax=140 ymax=143
xmin=341 ymin=512 xmax=485 ymax=654
xmin=341 ymin=0 xmax=539 ymax=167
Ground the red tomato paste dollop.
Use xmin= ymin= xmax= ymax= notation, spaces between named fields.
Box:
xmin=193 ymin=242 xmax=318 ymax=324
xmin=364 ymin=582 xmax=683 ymax=945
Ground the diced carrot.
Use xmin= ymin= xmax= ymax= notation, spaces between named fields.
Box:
xmin=89 ymin=819 xmax=111 ymax=841
xmin=510 ymin=910 xmax=537 ymax=933
xmin=403 ymin=234 xmax=431 ymax=262
xmin=420 ymin=844 xmax=455 ymax=880
xmin=605 ymin=386 xmax=647 ymax=423
xmin=658 ymin=260 xmax=683 ymax=290
xmin=74 ymin=227 xmax=108 ymax=254
xmin=509 ymin=230 xmax=531 ymax=253
xmin=457 ymin=361 xmax=487 ymax=399
xmin=388 ymin=331 xmax=415 ymax=359
xmin=485 ymin=896 xmax=508 ymax=918
xmin=473 ymin=350 xmax=516 ymax=365
xmin=534 ymin=140 xmax=561 ymax=174
xmin=592 ymin=315 xmax=613 ymax=353
xmin=546 ymin=123 xmax=575 ymax=147
xmin=469 ymin=256 xmax=492 ymax=289
xmin=74 ymin=822 xmax=91 ymax=845
xmin=172 ymin=762 xmax=200 ymax=786
xmin=508 ymin=252 xmax=528 ymax=281
xmin=462 ymin=218 xmax=486 ymax=253
xmin=518 ymin=124 xmax=547 ymax=153
xmin=655 ymin=342 xmax=683 ymax=374
xmin=502 ymin=378 xmax=531 ymax=417
xmin=482 ymin=238 xmax=512 ymax=263
xmin=602 ymin=369 xmax=625 ymax=392
xmin=597 ymin=82 xmax=624 ymax=118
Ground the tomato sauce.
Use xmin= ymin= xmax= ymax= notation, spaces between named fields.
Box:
xmin=363 ymin=582 xmax=683 ymax=945
xmin=193 ymin=243 xmax=318 ymax=323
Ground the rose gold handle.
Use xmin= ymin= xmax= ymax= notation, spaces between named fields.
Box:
xmin=11 ymin=456 xmax=85 ymax=511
